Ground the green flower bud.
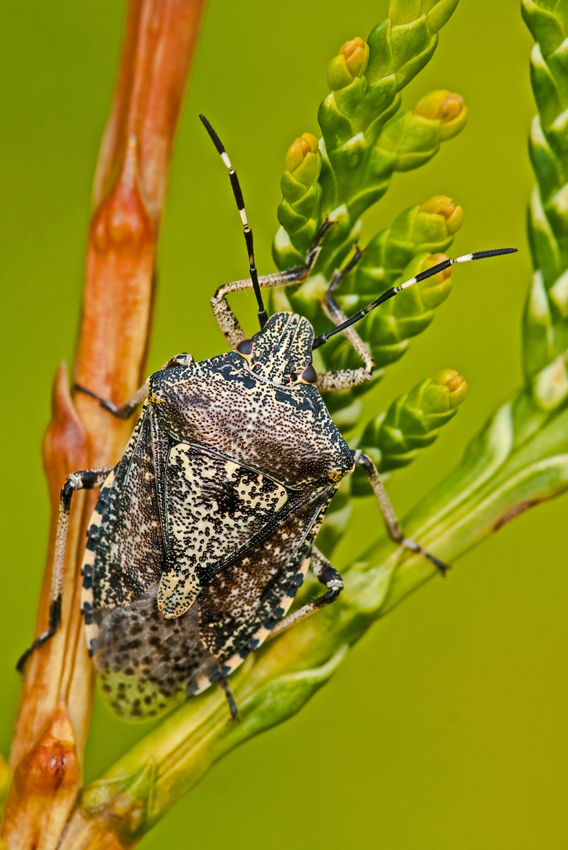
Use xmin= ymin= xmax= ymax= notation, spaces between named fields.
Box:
xmin=369 ymin=92 xmax=466 ymax=176
xmin=429 ymin=368 xmax=468 ymax=409
xmin=327 ymin=55 xmax=354 ymax=92
xmin=337 ymin=196 xmax=463 ymax=303
xmin=414 ymin=251 xmax=453 ymax=310
xmin=341 ymin=37 xmax=369 ymax=77
xmin=326 ymin=250 xmax=455 ymax=381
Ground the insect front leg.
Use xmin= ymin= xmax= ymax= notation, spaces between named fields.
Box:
xmin=16 ymin=466 xmax=114 ymax=673
xmin=352 ymin=450 xmax=449 ymax=575
xmin=269 ymin=548 xmax=344 ymax=639
xmin=316 ymin=248 xmax=376 ymax=393
xmin=211 ymin=221 xmax=332 ymax=348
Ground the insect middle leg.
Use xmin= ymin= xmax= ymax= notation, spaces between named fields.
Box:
xmin=352 ymin=449 xmax=449 ymax=575
xmin=16 ymin=466 xmax=113 ymax=673
xmin=316 ymin=248 xmax=376 ymax=393
xmin=269 ymin=547 xmax=344 ymax=639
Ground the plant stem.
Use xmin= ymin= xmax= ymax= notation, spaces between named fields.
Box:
xmin=0 ymin=2 xmax=206 ymax=848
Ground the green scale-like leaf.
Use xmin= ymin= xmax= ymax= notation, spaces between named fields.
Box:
xmin=270 ymin=8 xmax=468 ymax=434
xmin=522 ymin=0 xmax=568 ymax=414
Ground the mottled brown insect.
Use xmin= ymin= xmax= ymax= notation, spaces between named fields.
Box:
xmin=17 ymin=116 xmax=514 ymax=719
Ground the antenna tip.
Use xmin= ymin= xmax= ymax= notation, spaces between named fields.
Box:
xmin=198 ymin=113 xmax=225 ymax=155
xmin=472 ymin=247 xmax=518 ymax=260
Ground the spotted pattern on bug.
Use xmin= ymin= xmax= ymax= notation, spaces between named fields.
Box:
xmin=79 ymin=314 xmax=354 ymax=719
xmin=193 ymin=554 xmax=312 ymax=694
xmin=81 ymin=468 xmax=115 ymax=657
xmin=158 ymin=444 xmax=288 ymax=619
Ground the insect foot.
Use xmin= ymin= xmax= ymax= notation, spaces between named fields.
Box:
xmin=402 ymin=538 xmax=450 ymax=577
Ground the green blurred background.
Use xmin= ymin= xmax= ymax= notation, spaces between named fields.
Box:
xmin=1 ymin=1 xmax=567 ymax=847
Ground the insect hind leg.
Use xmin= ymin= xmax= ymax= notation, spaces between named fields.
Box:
xmin=218 ymin=676 xmax=239 ymax=721
xmin=352 ymin=450 xmax=449 ymax=575
xmin=16 ymin=465 xmax=113 ymax=674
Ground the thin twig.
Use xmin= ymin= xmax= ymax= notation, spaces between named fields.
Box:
xmin=1 ymin=2 xmax=206 ymax=847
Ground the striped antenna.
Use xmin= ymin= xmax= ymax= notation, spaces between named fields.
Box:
xmin=199 ymin=114 xmax=268 ymax=329
xmin=312 ymin=248 xmax=518 ymax=350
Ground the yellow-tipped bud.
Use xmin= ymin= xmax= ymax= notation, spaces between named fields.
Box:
xmin=423 ymin=252 xmax=452 ymax=283
xmin=413 ymin=90 xmax=463 ymax=122
xmin=413 ymin=91 xmax=467 ymax=139
xmin=327 ymin=36 xmax=369 ymax=90
xmin=420 ymin=195 xmax=463 ymax=235
xmin=339 ymin=37 xmax=369 ymax=78
xmin=438 ymin=92 xmax=465 ymax=123
xmin=285 ymin=133 xmax=319 ymax=173
xmin=433 ymin=369 xmax=468 ymax=407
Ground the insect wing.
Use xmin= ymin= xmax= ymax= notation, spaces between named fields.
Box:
xmin=158 ymin=442 xmax=289 ymax=618
xmin=88 ymin=407 xmax=165 ymax=612
xmin=196 ymin=486 xmax=332 ymax=662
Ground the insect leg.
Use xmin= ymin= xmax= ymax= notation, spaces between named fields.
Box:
xmin=268 ymin=547 xmax=344 ymax=639
xmin=16 ymin=466 xmax=114 ymax=674
xmin=316 ymin=247 xmax=376 ymax=392
xmin=352 ymin=450 xmax=449 ymax=575
xmin=218 ymin=676 xmax=239 ymax=721
xmin=74 ymin=382 xmax=149 ymax=419
xmin=211 ymin=220 xmax=332 ymax=349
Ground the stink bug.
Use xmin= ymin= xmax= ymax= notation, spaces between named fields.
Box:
xmin=18 ymin=116 xmax=516 ymax=720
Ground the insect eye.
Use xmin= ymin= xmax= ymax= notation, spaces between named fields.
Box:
xmin=236 ymin=339 xmax=253 ymax=356
xmin=300 ymin=365 xmax=317 ymax=384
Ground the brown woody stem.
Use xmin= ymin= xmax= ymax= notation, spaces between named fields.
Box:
xmin=1 ymin=1 xmax=206 ymax=847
